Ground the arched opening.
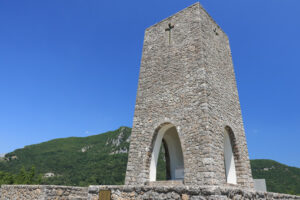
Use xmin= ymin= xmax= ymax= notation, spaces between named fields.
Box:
xmin=224 ymin=127 xmax=237 ymax=184
xmin=150 ymin=124 xmax=184 ymax=182
xmin=156 ymin=139 xmax=171 ymax=180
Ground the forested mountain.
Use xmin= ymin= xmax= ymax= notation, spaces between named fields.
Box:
xmin=0 ymin=127 xmax=131 ymax=186
xmin=251 ymin=159 xmax=300 ymax=195
xmin=0 ymin=127 xmax=299 ymax=195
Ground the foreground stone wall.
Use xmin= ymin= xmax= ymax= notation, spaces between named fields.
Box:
xmin=1 ymin=185 xmax=299 ymax=199
xmin=0 ymin=185 xmax=43 ymax=200
xmin=0 ymin=185 xmax=88 ymax=200
xmin=88 ymin=185 xmax=300 ymax=200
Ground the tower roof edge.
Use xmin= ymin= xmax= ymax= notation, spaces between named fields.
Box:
xmin=145 ymin=2 xmax=227 ymax=36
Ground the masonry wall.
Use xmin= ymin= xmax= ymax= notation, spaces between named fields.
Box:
xmin=88 ymin=185 xmax=300 ymax=200
xmin=125 ymin=2 xmax=253 ymax=188
xmin=0 ymin=185 xmax=88 ymax=200
xmin=1 ymin=185 xmax=299 ymax=200
xmin=195 ymin=4 xmax=254 ymax=188
xmin=125 ymin=2 xmax=209 ymax=186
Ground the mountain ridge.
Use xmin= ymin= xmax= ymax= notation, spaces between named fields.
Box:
xmin=0 ymin=126 xmax=299 ymax=195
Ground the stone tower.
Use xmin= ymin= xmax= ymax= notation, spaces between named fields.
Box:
xmin=125 ymin=2 xmax=254 ymax=188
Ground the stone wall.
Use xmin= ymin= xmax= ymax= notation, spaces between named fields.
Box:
xmin=0 ymin=185 xmax=88 ymax=200
xmin=1 ymin=185 xmax=299 ymax=199
xmin=0 ymin=185 xmax=43 ymax=200
xmin=199 ymin=0 xmax=253 ymax=187
xmin=88 ymin=185 xmax=300 ymax=200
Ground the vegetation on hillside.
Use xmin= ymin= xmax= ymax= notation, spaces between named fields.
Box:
xmin=0 ymin=127 xmax=299 ymax=196
xmin=0 ymin=166 xmax=41 ymax=185
xmin=251 ymin=159 xmax=300 ymax=195
xmin=0 ymin=127 xmax=131 ymax=186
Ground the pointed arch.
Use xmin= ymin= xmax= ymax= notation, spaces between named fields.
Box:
xmin=224 ymin=126 xmax=238 ymax=184
xmin=149 ymin=123 xmax=184 ymax=182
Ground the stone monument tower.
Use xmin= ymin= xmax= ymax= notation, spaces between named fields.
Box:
xmin=125 ymin=2 xmax=254 ymax=188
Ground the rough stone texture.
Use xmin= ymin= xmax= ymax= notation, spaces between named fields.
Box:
xmin=88 ymin=185 xmax=300 ymax=200
xmin=0 ymin=185 xmax=43 ymax=200
xmin=2 ymin=185 xmax=298 ymax=200
xmin=0 ymin=185 xmax=88 ymax=200
xmin=125 ymin=2 xmax=254 ymax=188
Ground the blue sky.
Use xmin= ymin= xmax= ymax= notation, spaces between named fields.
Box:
xmin=0 ymin=0 xmax=299 ymax=167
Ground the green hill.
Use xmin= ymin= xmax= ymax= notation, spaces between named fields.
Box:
xmin=251 ymin=159 xmax=300 ymax=195
xmin=0 ymin=127 xmax=299 ymax=195
xmin=0 ymin=127 xmax=131 ymax=186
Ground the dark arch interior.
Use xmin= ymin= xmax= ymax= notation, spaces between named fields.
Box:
xmin=156 ymin=139 xmax=170 ymax=180
xmin=155 ymin=126 xmax=184 ymax=181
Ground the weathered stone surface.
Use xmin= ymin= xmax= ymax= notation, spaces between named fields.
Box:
xmin=0 ymin=185 xmax=88 ymax=200
xmin=88 ymin=185 xmax=300 ymax=200
xmin=125 ymin=2 xmax=253 ymax=188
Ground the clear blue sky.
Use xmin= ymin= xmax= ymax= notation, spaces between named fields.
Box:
xmin=0 ymin=0 xmax=299 ymax=167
